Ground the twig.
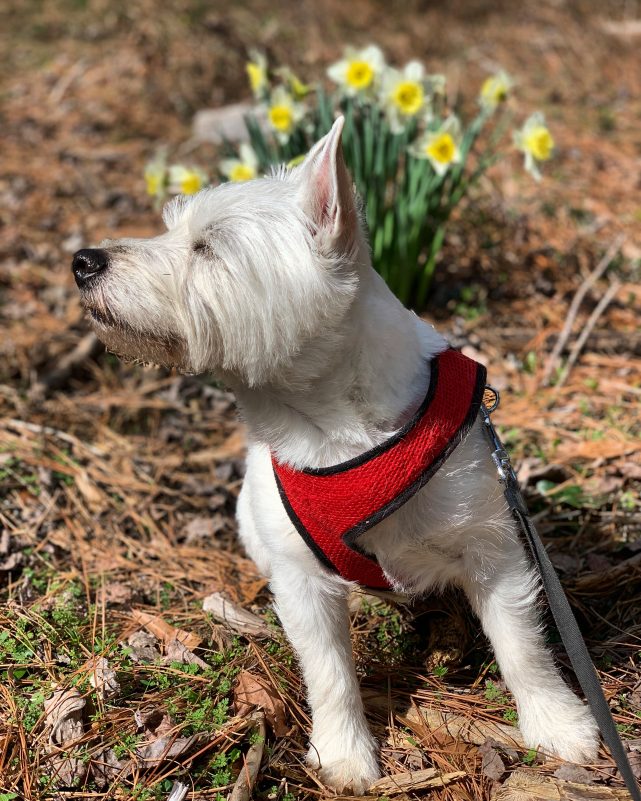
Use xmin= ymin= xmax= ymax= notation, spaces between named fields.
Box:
xmin=541 ymin=236 xmax=624 ymax=386
xmin=31 ymin=332 xmax=103 ymax=397
xmin=229 ymin=712 xmax=266 ymax=801
xmin=555 ymin=278 xmax=622 ymax=388
xmin=493 ymin=769 xmax=632 ymax=800
xmin=369 ymin=768 xmax=466 ymax=795
xmin=3 ymin=418 xmax=107 ymax=458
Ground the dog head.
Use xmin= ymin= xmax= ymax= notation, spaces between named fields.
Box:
xmin=72 ymin=117 xmax=364 ymax=385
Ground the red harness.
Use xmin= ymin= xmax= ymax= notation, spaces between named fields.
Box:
xmin=272 ymin=349 xmax=486 ymax=589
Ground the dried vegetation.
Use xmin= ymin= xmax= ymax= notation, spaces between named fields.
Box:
xmin=1 ymin=1 xmax=640 ymax=798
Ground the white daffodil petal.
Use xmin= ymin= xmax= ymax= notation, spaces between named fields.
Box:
xmin=238 ymin=143 xmax=259 ymax=168
xmin=327 ymin=60 xmax=348 ymax=83
xmin=404 ymin=60 xmax=424 ymax=82
xmin=361 ymin=44 xmax=385 ymax=70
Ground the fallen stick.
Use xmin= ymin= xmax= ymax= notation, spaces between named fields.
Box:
xmin=572 ymin=551 xmax=641 ymax=592
xmin=405 ymin=705 xmax=527 ymax=751
xmin=492 ymin=769 xmax=632 ymax=800
xmin=229 ymin=712 xmax=266 ymax=801
xmin=4 ymin=418 xmax=106 ymax=458
xmin=555 ymin=279 xmax=622 ymax=388
xmin=369 ymin=768 xmax=466 ymax=795
xmin=541 ymin=236 xmax=624 ymax=386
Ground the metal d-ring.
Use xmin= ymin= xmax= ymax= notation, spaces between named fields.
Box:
xmin=483 ymin=384 xmax=501 ymax=414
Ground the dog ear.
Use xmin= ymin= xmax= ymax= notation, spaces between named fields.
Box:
xmin=297 ymin=116 xmax=357 ymax=246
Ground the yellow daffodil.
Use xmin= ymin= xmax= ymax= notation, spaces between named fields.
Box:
xmin=266 ymin=86 xmax=305 ymax=144
xmin=327 ymin=45 xmax=385 ymax=97
xmin=144 ymin=159 xmax=167 ymax=199
xmin=480 ymin=70 xmax=513 ymax=112
xmin=276 ymin=66 xmax=312 ymax=99
xmin=246 ymin=50 xmax=268 ymax=99
xmin=220 ymin=143 xmax=260 ymax=183
xmin=168 ymin=165 xmax=208 ymax=195
xmin=381 ymin=61 xmax=427 ymax=132
xmin=412 ymin=116 xmax=462 ymax=176
xmin=514 ymin=112 xmax=554 ymax=180
xmin=286 ymin=153 xmax=307 ymax=169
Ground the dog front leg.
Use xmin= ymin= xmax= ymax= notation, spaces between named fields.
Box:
xmin=270 ymin=564 xmax=380 ymax=793
xmin=462 ymin=541 xmax=599 ymax=762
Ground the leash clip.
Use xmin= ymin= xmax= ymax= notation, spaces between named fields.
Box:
xmin=491 ymin=448 xmax=512 ymax=482
xmin=480 ymin=391 xmax=518 ymax=488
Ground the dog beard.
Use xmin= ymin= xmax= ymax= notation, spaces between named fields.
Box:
xmin=85 ymin=307 xmax=188 ymax=372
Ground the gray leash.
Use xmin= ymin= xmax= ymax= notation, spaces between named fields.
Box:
xmin=481 ymin=392 xmax=641 ymax=801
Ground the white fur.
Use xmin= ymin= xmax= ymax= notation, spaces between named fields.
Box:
xmin=78 ymin=118 xmax=598 ymax=792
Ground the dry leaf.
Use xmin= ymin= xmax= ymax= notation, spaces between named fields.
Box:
xmin=97 ymin=581 xmax=133 ymax=605
xmin=132 ymin=705 xmax=202 ymax=767
xmin=164 ymin=638 xmax=209 ymax=670
xmin=0 ymin=529 xmax=22 ymax=572
xmin=135 ymin=708 xmax=175 ymax=738
xmin=130 ymin=609 xmax=201 ymax=650
xmin=91 ymin=747 xmax=129 ymax=788
xmin=126 ymin=629 xmax=160 ymax=663
xmin=405 ymin=706 xmax=526 ymax=751
xmin=203 ymin=593 xmax=271 ymax=638
xmin=182 ymin=515 xmax=226 ymax=543
xmin=136 ymin=732 xmax=202 ymax=766
xmin=44 ymin=686 xmax=88 ymax=788
xmin=479 ymin=740 xmax=507 ymax=781
xmin=85 ymin=656 xmax=120 ymax=700
xmin=49 ymin=752 xmax=88 ymax=788
xmin=75 ymin=470 xmax=104 ymax=508
xmin=44 ymin=686 xmax=86 ymax=747
xmin=554 ymin=764 xmax=595 ymax=784
xmin=234 ymin=671 xmax=288 ymax=737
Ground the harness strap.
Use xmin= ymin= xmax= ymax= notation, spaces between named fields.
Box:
xmin=481 ymin=402 xmax=641 ymax=801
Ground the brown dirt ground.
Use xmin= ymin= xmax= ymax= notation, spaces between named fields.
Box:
xmin=1 ymin=1 xmax=641 ymax=799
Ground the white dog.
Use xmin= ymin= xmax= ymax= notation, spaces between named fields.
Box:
xmin=72 ymin=117 xmax=598 ymax=792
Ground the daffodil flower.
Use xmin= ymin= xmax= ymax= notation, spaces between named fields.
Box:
xmin=380 ymin=61 xmax=427 ymax=133
xmin=144 ymin=159 xmax=167 ymax=199
xmin=327 ymin=45 xmax=385 ymax=97
xmin=266 ymin=86 xmax=305 ymax=144
xmin=220 ymin=143 xmax=260 ymax=183
xmin=275 ymin=66 xmax=312 ymax=100
xmin=168 ymin=165 xmax=208 ymax=195
xmin=479 ymin=70 xmax=513 ymax=113
xmin=246 ymin=50 xmax=268 ymax=99
xmin=514 ymin=112 xmax=554 ymax=180
xmin=412 ymin=116 xmax=462 ymax=176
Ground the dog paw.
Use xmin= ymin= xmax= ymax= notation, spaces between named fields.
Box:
xmin=307 ymin=741 xmax=380 ymax=793
xmin=519 ymin=693 xmax=599 ymax=763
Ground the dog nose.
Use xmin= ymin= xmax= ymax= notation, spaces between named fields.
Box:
xmin=72 ymin=248 xmax=109 ymax=287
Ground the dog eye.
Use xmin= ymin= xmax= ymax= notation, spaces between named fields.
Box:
xmin=193 ymin=241 xmax=208 ymax=253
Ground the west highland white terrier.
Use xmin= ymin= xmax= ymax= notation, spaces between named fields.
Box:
xmin=72 ymin=117 xmax=598 ymax=792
